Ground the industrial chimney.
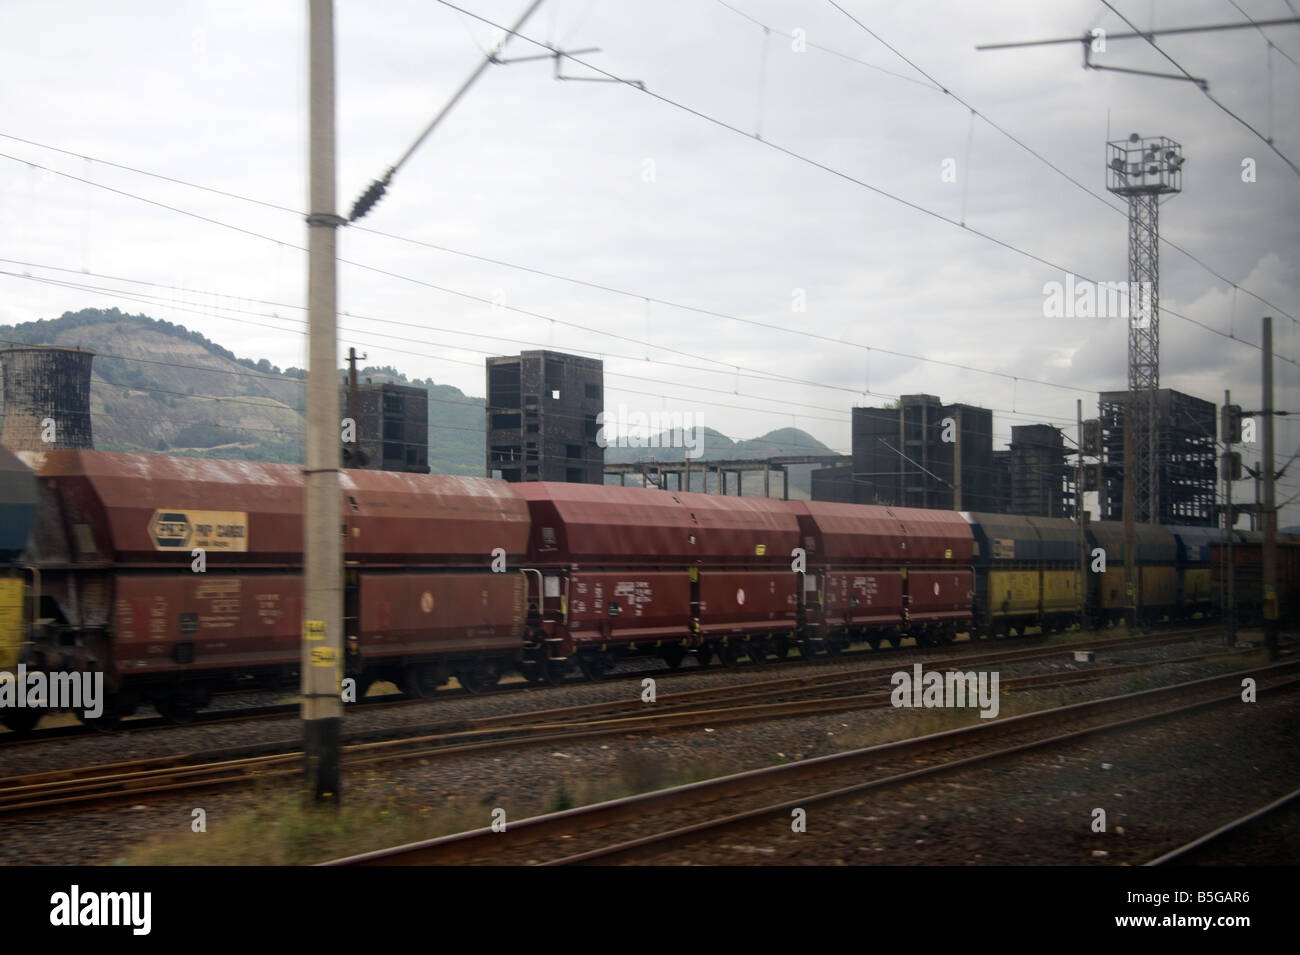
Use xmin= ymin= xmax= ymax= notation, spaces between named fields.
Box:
xmin=0 ymin=345 xmax=96 ymax=451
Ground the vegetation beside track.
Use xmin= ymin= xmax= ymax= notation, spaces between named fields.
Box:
xmin=113 ymin=752 xmax=724 ymax=865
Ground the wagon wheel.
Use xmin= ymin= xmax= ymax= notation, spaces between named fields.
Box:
xmin=1 ymin=708 xmax=42 ymax=735
xmin=885 ymin=633 xmax=901 ymax=650
xmin=661 ymin=645 xmax=686 ymax=670
xmin=866 ymin=633 xmax=882 ymax=650
xmin=746 ymin=640 xmax=769 ymax=665
xmin=798 ymin=640 xmax=818 ymax=660
xmin=695 ymin=646 xmax=715 ymax=668
xmin=403 ymin=663 xmax=440 ymax=699
xmin=716 ymin=642 xmax=739 ymax=668
xmin=521 ymin=662 xmax=545 ymax=685
xmin=155 ymin=696 xmax=198 ymax=724
xmin=577 ymin=653 xmax=607 ymax=682
xmin=457 ymin=663 xmax=499 ymax=694
xmin=773 ymin=637 xmax=793 ymax=660
xmin=544 ymin=658 xmax=571 ymax=684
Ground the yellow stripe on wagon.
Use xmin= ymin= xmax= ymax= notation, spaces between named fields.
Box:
xmin=0 ymin=578 xmax=24 ymax=671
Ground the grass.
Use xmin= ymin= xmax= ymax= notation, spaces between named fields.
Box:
xmin=114 ymin=773 xmax=528 ymax=866
xmin=111 ymin=751 xmax=732 ymax=866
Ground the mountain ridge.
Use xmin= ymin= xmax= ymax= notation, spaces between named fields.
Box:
xmin=0 ymin=307 xmax=836 ymax=492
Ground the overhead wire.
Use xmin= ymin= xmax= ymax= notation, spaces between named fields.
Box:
xmin=424 ymin=2 xmax=1300 ymax=353
xmin=1096 ymin=0 xmax=1300 ymax=177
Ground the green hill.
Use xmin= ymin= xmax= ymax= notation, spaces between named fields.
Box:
xmin=0 ymin=307 xmax=838 ymax=493
xmin=0 ymin=308 xmax=484 ymax=472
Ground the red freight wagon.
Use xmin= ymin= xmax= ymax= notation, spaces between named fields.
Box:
xmin=675 ymin=492 xmax=801 ymax=664
xmin=515 ymin=483 xmax=699 ymax=677
xmin=516 ymin=484 xmax=801 ymax=674
xmin=785 ymin=502 xmax=973 ymax=651
xmin=341 ymin=467 xmax=530 ymax=695
xmin=786 ymin=501 xmax=907 ymax=652
xmin=21 ymin=451 xmax=531 ymax=718
xmin=889 ymin=506 xmax=974 ymax=644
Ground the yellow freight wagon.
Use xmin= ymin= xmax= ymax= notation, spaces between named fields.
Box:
xmin=1140 ymin=565 xmax=1177 ymax=617
xmin=988 ymin=570 xmax=1039 ymax=616
xmin=1041 ymin=569 xmax=1082 ymax=612
xmin=0 ymin=576 xmax=25 ymax=671
xmin=1098 ymin=566 xmax=1126 ymax=613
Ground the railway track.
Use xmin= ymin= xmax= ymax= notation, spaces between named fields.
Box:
xmin=0 ymin=630 xmax=1274 ymax=816
xmin=1145 ymin=788 xmax=1300 ymax=865
xmin=0 ymin=623 xmax=1230 ymax=748
xmin=325 ymin=659 xmax=1300 ymax=865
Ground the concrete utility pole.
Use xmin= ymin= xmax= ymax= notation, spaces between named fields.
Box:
xmin=303 ymin=0 xmax=344 ymax=803
xmin=1262 ymin=317 xmax=1278 ymax=660
xmin=1077 ymin=399 xmax=1085 ymax=627
xmin=1224 ymin=389 xmax=1235 ymax=648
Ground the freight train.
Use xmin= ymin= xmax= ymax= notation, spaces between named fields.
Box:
xmin=0 ymin=447 xmax=1291 ymax=732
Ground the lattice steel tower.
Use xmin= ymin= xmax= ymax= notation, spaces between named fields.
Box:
xmin=1105 ymin=133 xmax=1183 ymax=523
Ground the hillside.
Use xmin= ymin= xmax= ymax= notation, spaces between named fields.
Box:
xmin=0 ymin=308 xmax=837 ymax=492
xmin=0 ymin=308 xmax=484 ymax=473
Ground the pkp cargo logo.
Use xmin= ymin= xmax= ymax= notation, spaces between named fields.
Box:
xmin=150 ymin=512 xmax=191 ymax=548
xmin=148 ymin=510 xmax=249 ymax=552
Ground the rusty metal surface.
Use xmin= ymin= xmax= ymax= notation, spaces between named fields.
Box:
xmin=906 ymin=569 xmax=972 ymax=620
xmin=358 ymin=572 xmax=525 ymax=655
xmin=820 ymin=570 xmax=904 ymax=625
xmin=519 ymin=484 xmax=800 ymax=564
xmin=518 ymin=483 xmax=701 ymax=562
xmin=672 ymin=492 xmax=801 ymax=562
xmin=342 ymin=469 xmax=529 ymax=563
xmin=23 ymin=450 xmax=302 ymax=564
xmin=888 ymin=505 xmax=974 ymax=562
xmin=697 ymin=570 xmax=799 ymax=634
xmin=19 ymin=451 xmax=530 ymax=567
xmin=112 ymin=574 xmax=302 ymax=674
xmin=791 ymin=501 xmax=904 ymax=563
xmin=565 ymin=571 xmax=691 ymax=645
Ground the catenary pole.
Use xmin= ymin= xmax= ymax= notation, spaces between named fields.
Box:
xmin=303 ymin=0 xmax=344 ymax=803
xmin=1262 ymin=317 xmax=1278 ymax=660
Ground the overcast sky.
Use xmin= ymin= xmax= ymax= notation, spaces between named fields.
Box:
xmin=0 ymin=0 xmax=1297 ymax=517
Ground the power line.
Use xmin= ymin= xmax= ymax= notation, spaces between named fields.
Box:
xmin=1 ymin=257 xmax=1175 ymax=437
xmin=0 ymin=260 xmax=887 ymax=411
xmin=4 ymin=125 xmax=1295 ymax=362
xmin=421 ymin=3 xmax=1294 ymax=356
xmin=6 ymin=117 xmax=1292 ymax=335
xmin=1097 ymin=0 xmax=1300 ymax=177
xmin=348 ymin=0 xmax=547 ymax=221
xmin=710 ymin=0 xmax=942 ymax=89
xmin=699 ymin=8 xmax=1298 ymax=326
xmin=7 ymin=179 xmax=1294 ymax=454
xmin=421 ymin=3 xmax=1300 ymax=354
xmin=1226 ymin=0 xmax=1300 ymax=67
xmin=4 ymin=73 xmax=1295 ymax=426
xmin=0 ymin=269 xmax=1144 ymax=465
xmin=2 ymin=151 xmax=1150 ymax=420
